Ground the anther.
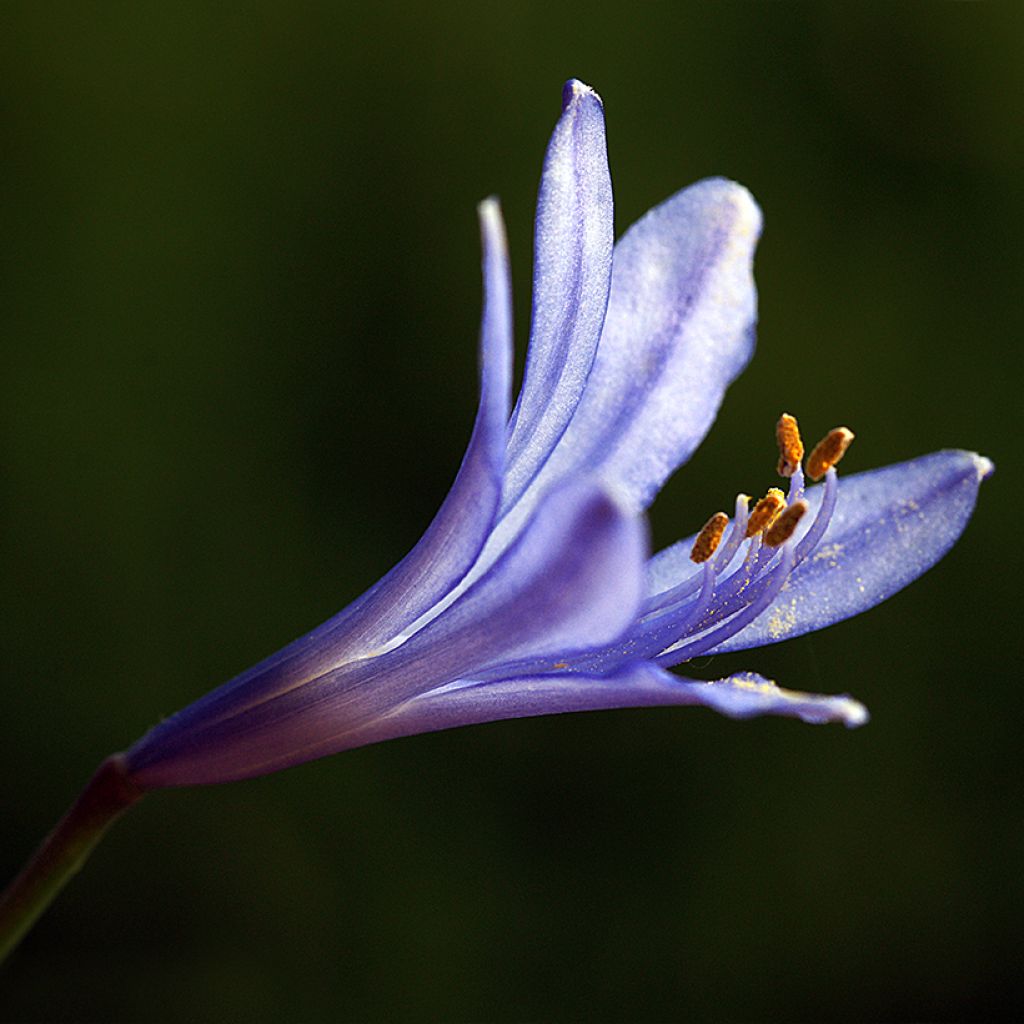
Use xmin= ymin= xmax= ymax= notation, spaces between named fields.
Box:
xmin=764 ymin=499 xmax=809 ymax=547
xmin=745 ymin=488 xmax=786 ymax=537
xmin=806 ymin=427 xmax=855 ymax=481
xmin=775 ymin=413 xmax=804 ymax=477
xmin=690 ymin=512 xmax=729 ymax=563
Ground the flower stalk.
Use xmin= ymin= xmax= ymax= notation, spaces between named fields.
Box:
xmin=0 ymin=756 xmax=142 ymax=964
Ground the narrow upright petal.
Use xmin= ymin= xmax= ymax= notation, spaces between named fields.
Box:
xmin=503 ymin=80 xmax=614 ymax=508
xmin=328 ymin=199 xmax=514 ymax=655
xmin=476 ymin=178 xmax=761 ymax=583
xmin=535 ymin=178 xmax=761 ymax=511
xmin=123 ymin=203 xmax=514 ymax=771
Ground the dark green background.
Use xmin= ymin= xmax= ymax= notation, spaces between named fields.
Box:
xmin=2 ymin=3 xmax=1020 ymax=1021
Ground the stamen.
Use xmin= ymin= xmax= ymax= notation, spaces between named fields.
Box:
xmin=669 ymin=561 xmax=718 ymax=641
xmin=622 ymin=416 xmax=851 ymax=669
xmin=713 ymin=494 xmax=751 ymax=572
xmin=657 ymin=543 xmax=797 ymax=666
xmin=745 ymin=488 xmax=786 ymax=537
xmin=776 ymin=413 xmax=804 ymax=478
xmin=787 ymin=464 xmax=805 ymax=503
xmin=583 ymin=560 xmax=720 ymax=668
xmin=642 ymin=565 xmax=705 ymax=616
xmin=807 ymin=427 xmax=855 ymax=481
xmin=795 ymin=467 xmax=838 ymax=562
xmin=690 ymin=512 xmax=729 ymax=563
xmin=764 ymin=499 xmax=809 ymax=547
xmin=645 ymin=499 xmax=744 ymax=615
xmin=686 ymin=530 xmax=772 ymax=634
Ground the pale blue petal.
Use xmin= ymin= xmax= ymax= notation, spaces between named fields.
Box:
xmin=324 ymin=198 xmax=514 ymax=655
xmin=511 ymin=177 xmax=760 ymax=518
xmin=126 ymin=482 xmax=647 ymax=787
xmin=125 ymin=203 xmax=515 ymax=785
xmin=502 ymin=80 xmax=613 ymax=508
xmin=398 ymin=481 xmax=647 ymax=671
xmin=649 ymin=450 xmax=993 ymax=655
xmin=331 ymin=662 xmax=867 ymax=750
xmin=234 ymin=201 xmax=513 ymax=679
xmin=651 ymin=669 xmax=868 ymax=726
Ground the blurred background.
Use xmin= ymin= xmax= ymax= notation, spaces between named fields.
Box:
xmin=2 ymin=3 xmax=1021 ymax=1020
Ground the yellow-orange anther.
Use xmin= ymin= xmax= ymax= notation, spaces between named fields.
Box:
xmin=806 ymin=427 xmax=855 ymax=481
xmin=775 ymin=413 xmax=804 ymax=477
xmin=764 ymin=499 xmax=809 ymax=547
xmin=745 ymin=487 xmax=786 ymax=537
xmin=690 ymin=512 xmax=729 ymax=563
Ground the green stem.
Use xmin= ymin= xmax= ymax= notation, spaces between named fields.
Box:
xmin=0 ymin=754 xmax=143 ymax=964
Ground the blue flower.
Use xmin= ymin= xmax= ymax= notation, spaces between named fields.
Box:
xmin=125 ymin=81 xmax=991 ymax=788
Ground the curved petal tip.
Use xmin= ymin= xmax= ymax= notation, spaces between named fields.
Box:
xmin=730 ymin=181 xmax=762 ymax=240
xmin=700 ymin=176 xmax=763 ymax=245
xmin=972 ymin=452 xmax=995 ymax=481
xmin=562 ymin=78 xmax=602 ymax=110
xmin=700 ymin=672 xmax=871 ymax=728
xmin=838 ymin=696 xmax=870 ymax=728
xmin=477 ymin=195 xmax=505 ymax=232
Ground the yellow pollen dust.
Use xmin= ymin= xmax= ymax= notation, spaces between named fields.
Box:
xmin=775 ymin=413 xmax=804 ymax=477
xmin=807 ymin=427 xmax=855 ymax=481
xmin=765 ymin=499 xmax=809 ymax=547
xmin=690 ymin=512 xmax=729 ymax=563
xmin=745 ymin=487 xmax=786 ymax=537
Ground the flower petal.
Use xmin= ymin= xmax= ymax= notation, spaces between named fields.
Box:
xmin=126 ymin=481 xmax=648 ymax=787
xmin=502 ymin=80 xmax=613 ymax=508
xmin=312 ymin=198 xmax=515 ymax=657
xmin=387 ymin=480 xmax=649 ymax=675
xmin=649 ymin=450 xmax=993 ymax=655
xmin=124 ymin=204 xmax=514 ymax=788
xmin=329 ymin=662 xmax=867 ymax=751
xmin=515 ymin=177 xmax=761 ymax=518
